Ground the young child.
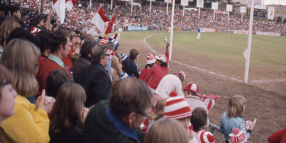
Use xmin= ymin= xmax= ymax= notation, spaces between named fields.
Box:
xmin=146 ymin=99 xmax=165 ymax=132
xmin=138 ymin=53 xmax=156 ymax=81
xmin=220 ymin=95 xmax=255 ymax=143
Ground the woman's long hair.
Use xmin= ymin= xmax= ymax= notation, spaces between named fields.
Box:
xmin=0 ymin=39 xmax=40 ymax=97
xmin=0 ymin=18 xmax=20 ymax=47
xmin=51 ymin=83 xmax=86 ymax=133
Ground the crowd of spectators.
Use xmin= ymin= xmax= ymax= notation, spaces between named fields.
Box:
xmin=0 ymin=0 xmax=286 ymax=143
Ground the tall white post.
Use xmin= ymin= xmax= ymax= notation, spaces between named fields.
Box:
xmin=150 ymin=1 xmax=152 ymax=13
xmin=228 ymin=11 xmax=229 ymax=20
xmin=131 ymin=0 xmax=133 ymax=13
xmin=111 ymin=0 xmax=113 ymax=9
xmin=167 ymin=3 xmax=168 ymax=15
xmin=244 ymin=0 xmax=254 ymax=83
xmin=241 ymin=12 xmax=243 ymax=21
xmin=198 ymin=7 xmax=200 ymax=19
xmin=90 ymin=0 xmax=92 ymax=8
xmin=183 ymin=5 xmax=185 ymax=16
xmin=213 ymin=9 xmax=215 ymax=19
xmin=169 ymin=0 xmax=175 ymax=61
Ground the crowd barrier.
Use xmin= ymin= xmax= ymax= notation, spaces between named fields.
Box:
xmin=127 ymin=26 xmax=148 ymax=31
xmin=256 ymin=32 xmax=281 ymax=36
xmin=233 ymin=30 xmax=249 ymax=34
xmin=201 ymin=28 xmax=218 ymax=33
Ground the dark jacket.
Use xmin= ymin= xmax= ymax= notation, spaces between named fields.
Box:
xmin=73 ymin=56 xmax=91 ymax=83
xmin=78 ymin=62 xmax=111 ymax=107
xmin=126 ymin=60 xmax=140 ymax=78
xmin=83 ymin=100 xmax=145 ymax=143
xmin=50 ymin=125 xmax=83 ymax=143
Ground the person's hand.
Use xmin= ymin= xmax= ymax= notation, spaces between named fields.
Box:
xmin=249 ymin=121 xmax=255 ymax=130
xmin=166 ymin=42 xmax=170 ymax=47
xmin=81 ymin=107 xmax=89 ymax=124
xmin=117 ymin=64 xmax=122 ymax=69
xmin=37 ymin=90 xmax=54 ymax=113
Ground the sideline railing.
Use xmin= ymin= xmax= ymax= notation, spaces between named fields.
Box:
xmin=209 ymin=122 xmax=220 ymax=134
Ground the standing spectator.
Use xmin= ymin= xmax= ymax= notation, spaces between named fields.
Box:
xmin=138 ymin=53 xmax=155 ymax=81
xmin=220 ymin=95 xmax=255 ymax=143
xmin=62 ymin=31 xmax=77 ymax=69
xmin=191 ymin=107 xmax=214 ymax=143
xmin=78 ymin=44 xmax=112 ymax=107
xmin=144 ymin=118 xmax=189 ymax=143
xmin=110 ymin=39 xmax=123 ymax=81
xmin=73 ymin=39 xmax=97 ymax=83
xmin=0 ymin=65 xmax=17 ymax=126
xmin=268 ymin=127 xmax=286 ymax=143
xmin=126 ymin=49 xmax=140 ymax=78
xmin=145 ymin=42 xmax=170 ymax=93
xmin=50 ymin=83 xmax=88 ymax=143
xmin=0 ymin=39 xmax=53 ymax=143
xmin=183 ymin=82 xmax=207 ymax=112
xmin=83 ymin=78 xmax=153 ymax=143
xmin=154 ymin=71 xmax=186 ymax=102
xmin=38 ymin=29 xmax=71 ymax=95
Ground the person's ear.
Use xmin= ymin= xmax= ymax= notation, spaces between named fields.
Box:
xmin=128 ymin=112 xmax=136 ymax=125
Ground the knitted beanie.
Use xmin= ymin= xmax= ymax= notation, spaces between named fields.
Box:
xmin=108 ymin=37 xmax=119 ymax=50
xmin=146 ymin=53 xmax=156 ymax=64
xmin=30 ymin=26 xmax=41 ymax=35
xmin=178 ymin=71 xmax=186 ymax=81
xmin=197 ymin=130 xmax=215 ymax=143
xmin=121 ymin=54 xmax=129 ymax=64
xmin=182 ymin=82 xmax=199 ymax=94
xmin=155 ymin=55 xmax=167 ymax=63
xmin=229 ymin=127 xmax=247 ymax=143
xmin=164 ymin=92 xmax=192 ymax=120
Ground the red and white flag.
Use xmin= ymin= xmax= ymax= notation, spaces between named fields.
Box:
xmin=91 ymin=6 xmax=110 ymax=33
xmin=53 ymin=0 xmax=77 ymax=24
xmin=105 ymin=12 xmax=119 ymax=35
xmin=66 ymin=0 xmax=77 ymax=11
xmin=198 ymin=94 xmax=220 ymax=111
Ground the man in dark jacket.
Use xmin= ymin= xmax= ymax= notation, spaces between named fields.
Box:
xmin=73 ymin=39 xmax=97 ymax=83
xmin=78 ymin=44 xmax=111 ymax=107
xmin=83 ymin=78 xmax=153 ymax=143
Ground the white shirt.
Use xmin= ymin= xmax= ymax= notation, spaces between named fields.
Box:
xmin=154 ymin=74 xmax=184 ymax=98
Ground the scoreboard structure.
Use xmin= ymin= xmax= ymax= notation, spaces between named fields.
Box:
xmin=246 ymin=4 xmax=267 ymax=18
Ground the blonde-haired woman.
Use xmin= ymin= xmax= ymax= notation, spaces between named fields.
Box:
xmin=220 ymin=95 xmax=255 ymax=143
xmin=144 ymin=118 xmax=189 ymax=143
xmin=0 ymin=39 xmax=54 ymax=143
xmin=0 ymin=18 xmax=20 ymax=50
xmin=50 ymin=83 xmax=87 ymax=143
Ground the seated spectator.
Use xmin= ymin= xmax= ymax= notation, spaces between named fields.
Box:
xmin=0 ymin=18 xmax=20 ymax=58
xmin=220 ymin=95 xmax=255 ymax=143
xmin=191 ymin=107 xmax=214 ymax=143
xmin=144 ymin=118 xmax=189 ymax=143
xmin=78 ymin=44 xmax=111 ymax=107
xmin=145 ymin=42 xmax=170 ymax=93
xmin=73 ymin=39 xmax=97 ymax=83
xmin=126 ymin=49 xmax=140 ymax=78
xmin=268 ymin=127 xmax=286 ymax=143
xmin=46 ymin=68 xmax=71 ymax=118
xmin=164 ymin=91 xmax=197 ymax=142
xmin=154 ymin=71 xmax=186 ymax=102
xmin=0 ymin=39 xmax=53 ymax=143
xmin=50 ymin=83 xmax=88 ymax=143
xmin=62 ymin=31 xmax=77 ymax=69
xmin=83 ymin=78 xmax=153 ymax=143
xmin=121 ymin=53 xmax=129 ymax=73
xmin=183 ymin=82 xmax=207 ymax=112
xmin=0 ymin=65 xmax=17 ymax=126
xmin=38 ymin=29 xmax=71 ymax=95
xmin=146 ymin=99 xmax=165 ymax=132
xmin=138 ymin=53 xmax=156 ymax=81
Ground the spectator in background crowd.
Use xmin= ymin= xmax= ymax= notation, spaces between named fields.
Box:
xmin=38 ymin=29 xmax=71 ymax=95
xmin=164 ymin=91 xmax=197 ymax=143
xmin=154 ymin=71 xmax=186 ymax=102
xmin=191 ymin=107 xmax=214 ymax=143
xmin=83 ymin=78 xmax=153 ymax=143
xmin=138 ymin=53 xmax=156 ymax=81
xmin=0 ymin=39 xmax=53 ymax=143
xmin=50 ymin=83 xmax=89 ymax=143
xmin=144 ymin=118 xmax=189 ymax=143
xmin=126 ymin=49 xmax=140 ymax=78
xmin=220 ymin=95 xmax=255 ymax=143
xmin=62 ymin=31 xmax=77 ymax=69
xmin=0 ymin=18 xmax=20 ymax=58
xmin=46 ymin=68 xmax=71 ymax=119
xmin=78 ymin=44 xmax=111 ymax=107
xmin=0 ymin=65 xmax=17 ymax=126
xmin=183 ymin=82 xmax=207 ymax=112
xmin=145 ymin=42 xmax=170 ymax=93
xmin=73 ymin=39 xmax=97 ymax=83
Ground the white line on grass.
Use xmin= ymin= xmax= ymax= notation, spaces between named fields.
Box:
xmin=250 ymin=79 xmax=286 ymax=83
xmin=143 ymin=33 xmax=244 ymax=83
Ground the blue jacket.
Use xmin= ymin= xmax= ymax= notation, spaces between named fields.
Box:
xmin=126 ymin=60 xmax=140 ymax=78
xmin=220 ymin=112 xmax=251 ymax=141
xmin=198 ymin=28 xmax=201 ymax=33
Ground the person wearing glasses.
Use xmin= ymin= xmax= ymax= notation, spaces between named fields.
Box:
xmin=83 ymin=78 xmax=153 ymax=143
xmin=78 ymin=44 xmax=112 ymax=108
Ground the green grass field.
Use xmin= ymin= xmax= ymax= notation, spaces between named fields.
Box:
xmin=145 ymin=31 xmax=286 ymax=70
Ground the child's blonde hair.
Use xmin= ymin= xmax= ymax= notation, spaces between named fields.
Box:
xmin=149 ymin=99 xmax=165 ymax=122
xmin=227 ymin=95 xmax=246 ymax=118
